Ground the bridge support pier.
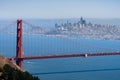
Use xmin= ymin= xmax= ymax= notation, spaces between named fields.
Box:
xmin=16 ymin=20 xmax=23 ymax=69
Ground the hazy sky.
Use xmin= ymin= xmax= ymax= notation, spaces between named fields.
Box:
xmin=0 ymin=0 xmax=120 ymax=19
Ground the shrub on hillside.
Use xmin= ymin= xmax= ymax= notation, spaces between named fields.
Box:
xmin=0 ymin=64 xmax=40 ymax=80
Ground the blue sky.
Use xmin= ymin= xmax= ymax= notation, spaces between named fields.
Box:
xmin=0 ymin=0 xmax=120 ymax=19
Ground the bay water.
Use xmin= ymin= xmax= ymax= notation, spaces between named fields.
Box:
xmin=0 ymin=19 xmax=120 ymax=80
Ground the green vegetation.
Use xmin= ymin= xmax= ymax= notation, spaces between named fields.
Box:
xmin=0 ymin=64 xmax=40 ymax=80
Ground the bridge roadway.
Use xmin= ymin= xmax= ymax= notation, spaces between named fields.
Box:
xmin=10 ymin=52 xmax=120 ymax=60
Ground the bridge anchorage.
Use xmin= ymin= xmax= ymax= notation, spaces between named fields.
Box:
xmin=5 ymin=20 xmax=120 ymax=69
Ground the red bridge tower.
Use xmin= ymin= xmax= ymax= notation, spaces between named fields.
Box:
xmin=16 ymin=20 xmax=23 ymax=69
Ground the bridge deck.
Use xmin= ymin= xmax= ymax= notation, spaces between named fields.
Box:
xmin=10 ymin=52 xmax=120 ymax=60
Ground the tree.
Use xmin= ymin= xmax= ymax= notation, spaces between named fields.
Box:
xmin=0 ymin=64 xmax=40 ymax=80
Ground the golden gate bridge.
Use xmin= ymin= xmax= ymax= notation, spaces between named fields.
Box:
xmin=0 ymin=20 xmax=120 ymax=69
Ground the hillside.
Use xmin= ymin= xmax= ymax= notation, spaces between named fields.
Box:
xmin=0 ymin=56 xmax=21 ymax=71
xmin=0 ymin=55 xmax=40 ymax=80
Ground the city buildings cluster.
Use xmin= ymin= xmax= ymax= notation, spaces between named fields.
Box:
xmin=54 ymin=17 xmax=120 ymax=40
